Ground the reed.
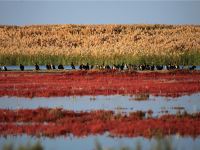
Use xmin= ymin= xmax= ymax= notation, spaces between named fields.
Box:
xmin=1 ymin=50 xmax=200 ymax=65
xmin=0 ymin=24 xmax=200 ymax=65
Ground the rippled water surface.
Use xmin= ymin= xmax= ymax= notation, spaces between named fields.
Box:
xmin=1 ymin=94 xmax=200 ymax=117
xmin=1 ymin=70 xmax=200 ymax=150
xmin=0 ymin=135 xmax=200 ymax=150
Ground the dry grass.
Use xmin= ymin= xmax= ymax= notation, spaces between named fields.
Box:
xmin=0 ymin=24 xmax=200 ymax=65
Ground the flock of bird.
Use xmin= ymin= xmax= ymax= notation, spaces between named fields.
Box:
xmin=0 ymin=63 xmax=197 ymax=71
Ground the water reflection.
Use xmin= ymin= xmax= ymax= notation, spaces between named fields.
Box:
xmin=0 ymin=94 xmax=200 ymax=116
xmin=0 ymin=134 xmax=199 ymax=150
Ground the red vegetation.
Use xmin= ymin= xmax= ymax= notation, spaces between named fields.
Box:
xmin=0 ymin=108 xmax=200 ymax=138
xmin=0 ymin=70 xmax=200 ymax=98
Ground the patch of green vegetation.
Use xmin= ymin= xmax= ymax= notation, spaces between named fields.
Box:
xmin=1 ymin=50 xmax=200 ymax=66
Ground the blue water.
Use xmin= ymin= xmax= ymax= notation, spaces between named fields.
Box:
xmin=0 ymin=77 xmax=200 ymax=149
xmin=0 ymin=65 xmax=80 ymax=70
xmin=1 ymin=65 xmax=200 ymax=71
xmin=0 ymin=94 xmax=200 ymax=117
xmin=0 ymin=134 xmax=200 ymax=150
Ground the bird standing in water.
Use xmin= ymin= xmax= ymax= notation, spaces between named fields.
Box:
xmin=35 ymin=63 xmax=40 ymax=70
xmin=20 ymin=64 xmax=24 ymax=71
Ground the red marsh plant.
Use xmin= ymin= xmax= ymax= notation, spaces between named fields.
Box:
xmin=0 ymin=70 xmax=200 ymax=98
xmin=0 ymin=108 xmax=200 ymax=138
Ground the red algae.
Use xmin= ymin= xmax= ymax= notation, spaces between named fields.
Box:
xmin=0 ymin=70 xmax=200 ymax=98
xmin=0 ymin=108 xmax=200 ymax=137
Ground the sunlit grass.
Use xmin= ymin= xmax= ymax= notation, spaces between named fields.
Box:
xmin=0 ymin=24 xmax=200 ymax=65
xmin=1 ymin=50 xmax=200 ymax=65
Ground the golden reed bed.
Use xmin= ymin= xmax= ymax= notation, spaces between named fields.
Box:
xmin=0 ymin=24 xmax=200 ymax=65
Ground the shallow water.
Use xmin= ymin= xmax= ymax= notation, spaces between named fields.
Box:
xmin=0 ymin=94 xmax=200 ymax=116
xmin=1 ymin=65 xmax=79 ymax=70
xmin=2 ymin=65 xmax=200 ymax=71
xmin=1 ymin=71 xmax=200 ymax=149
xmin=0 ymin=134 xmax=200 ymax=150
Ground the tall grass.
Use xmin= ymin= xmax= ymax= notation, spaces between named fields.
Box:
xmin=0 ymin=24 xmax=200 ymax=65
xmin=1 ymin=50 xmax=200 ymax=65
